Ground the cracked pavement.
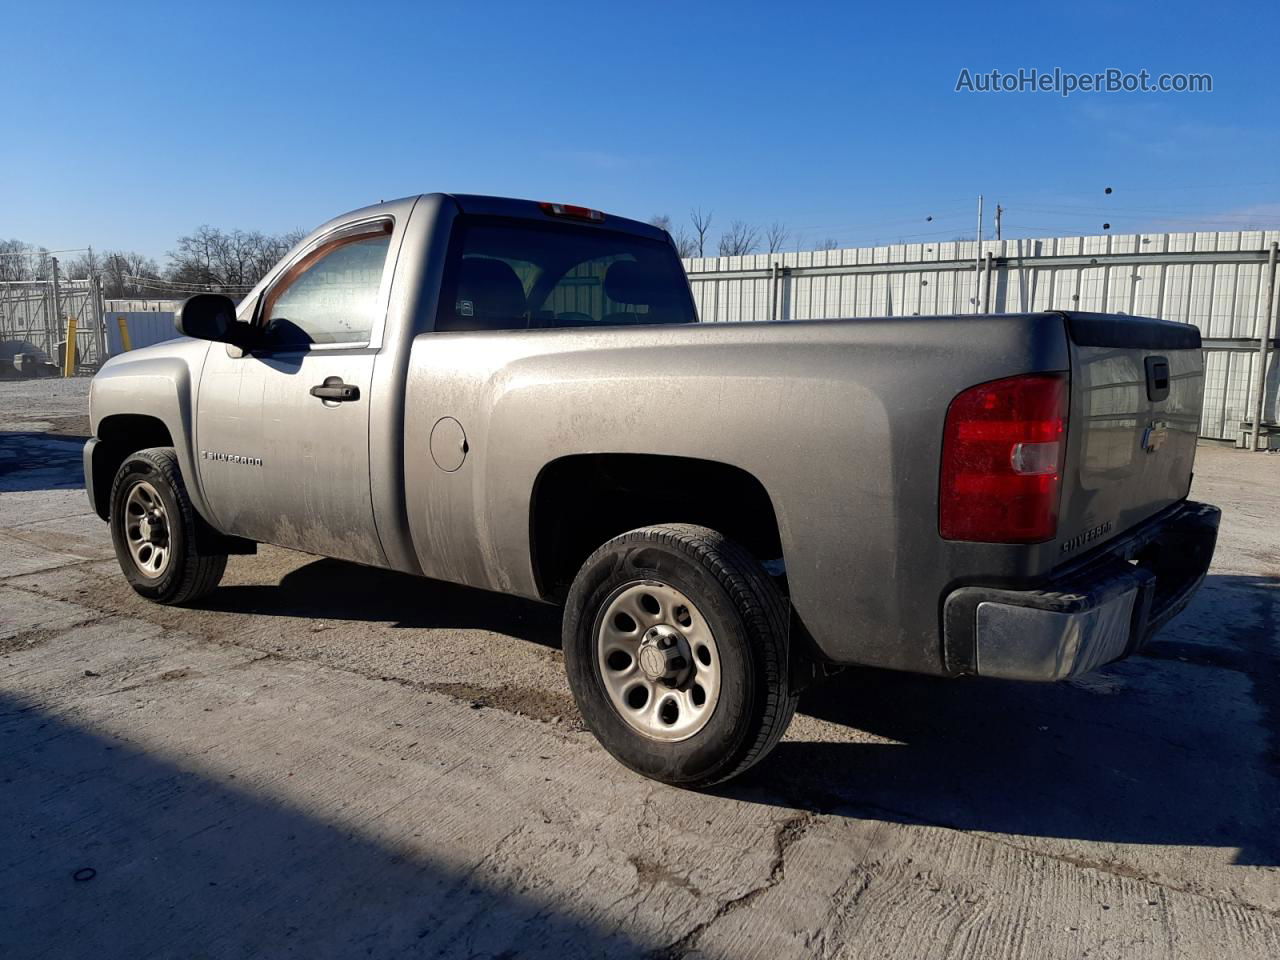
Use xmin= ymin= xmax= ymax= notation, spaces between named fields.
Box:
xmin=2 ymin=378 xmax=1278 ymax=959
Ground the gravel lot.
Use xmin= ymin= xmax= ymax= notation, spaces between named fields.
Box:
xmin=1 ymin=377 xmax=1278 ymax=959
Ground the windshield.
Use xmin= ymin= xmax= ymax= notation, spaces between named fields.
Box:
xmin=436 ymin=216 xmax=696 ymax=332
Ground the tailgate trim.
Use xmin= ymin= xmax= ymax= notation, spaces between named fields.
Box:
xmin=1059 ymin=311 xmax=1202 ymax=350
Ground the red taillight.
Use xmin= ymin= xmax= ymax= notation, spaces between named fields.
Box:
xmin=538 ymin=201 xmax=605 ymax=222
xmin=939 ymin=373 xmax=1068 ymax=543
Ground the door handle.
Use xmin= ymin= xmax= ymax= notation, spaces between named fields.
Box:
xmin=310 ymin=379 xmax=360 ymax=402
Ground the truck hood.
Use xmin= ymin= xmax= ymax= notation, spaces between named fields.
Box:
xmin=97 ymin=335 xmax=209 ymax=373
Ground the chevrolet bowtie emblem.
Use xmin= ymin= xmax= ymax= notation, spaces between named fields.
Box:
xmin=1141 ymin=420 xmax=1169 ymax=454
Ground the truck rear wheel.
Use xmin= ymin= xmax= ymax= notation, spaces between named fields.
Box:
xmin=563 ymin=523 xmax=796 ymax=787
xmin=108 ymin=447 xmax=227 ymax=605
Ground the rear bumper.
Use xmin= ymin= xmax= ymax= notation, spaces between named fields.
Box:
xmin=942 ymin=500 xmax=1220 ymax=681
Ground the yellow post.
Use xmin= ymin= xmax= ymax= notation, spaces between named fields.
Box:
xmin=116 ymin=315 xmax=132 ymax=352
xmin=63 ymin=316 xmax=78 ymax=377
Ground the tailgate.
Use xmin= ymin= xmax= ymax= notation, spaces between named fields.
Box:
xmin=1055 ymin=312 xmax=1203 ymax=562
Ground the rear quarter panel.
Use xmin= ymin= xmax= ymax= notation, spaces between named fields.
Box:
xmin=404 ymin=314 xmax=1070 ymax=674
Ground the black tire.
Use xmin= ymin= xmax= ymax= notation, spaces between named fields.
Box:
xmin=108 ymin=447 xmax=227 ymax=605
xmin=563 ymin=523 xmax=797 ymax=787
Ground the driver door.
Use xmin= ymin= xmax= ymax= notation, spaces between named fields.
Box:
xmin=195 ymin=219 xmax=395 ymax=567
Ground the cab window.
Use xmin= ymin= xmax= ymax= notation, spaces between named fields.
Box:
xmin=437 ymin=218 xmax=695 ymax=332
xmin=260 ymin=223 xmax=393 ymax=346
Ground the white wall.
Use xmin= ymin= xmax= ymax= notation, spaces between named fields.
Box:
xmin=684 ymin=230 xmax=1280 ymax=440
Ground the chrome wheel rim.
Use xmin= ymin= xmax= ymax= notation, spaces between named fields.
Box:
xmin=123 ymin=480 xmax=171 ymax=578
xmin=595 ymin=580 xmax=721 ymax=742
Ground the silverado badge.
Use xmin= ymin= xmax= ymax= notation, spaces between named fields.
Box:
xmin=200 ymin=450 xmax=263 ymax=466
xmin=1060 ymin=520 xmax=1113 ymax=555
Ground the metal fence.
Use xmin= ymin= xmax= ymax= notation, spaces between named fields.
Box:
xmin=0 ymin=277 xmax=106 ymax=372
xmin=0 ymin=282 xmax=187 ymax=375
xmin=104 ymin=299 xmax=182 ymax=314
xmin=6 ymin=230 xmax=1276 ymax=441
xmin=684 ymin=230 xmax=1280 ymax=441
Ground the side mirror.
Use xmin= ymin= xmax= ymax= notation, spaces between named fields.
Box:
xmin=175 ymin=294 xmax=255 ymax=347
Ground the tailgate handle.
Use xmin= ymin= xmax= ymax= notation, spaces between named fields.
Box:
xmin=1144 ymin=356 xmax=1170 ymax=402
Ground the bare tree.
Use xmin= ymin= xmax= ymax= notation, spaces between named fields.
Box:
xmin=765 ymin=222 xmax=790 ymax=254
xmin=168 ymin=225 xmax=227 ymax=286
xmin=0 ymin=240 xmax=50 ymax=282
xmin=167 ymin=225 xmax=306 ymax=292
xmin=650 ymin=214 xmax=697 ymax=259
xmin=689 ymin=208 xmax=713 ymax=258
xmin=2 ymin=226 xmax=305 ymax=300
xmin=254 ymin=228 xmax=306 ymax=277
xmin=59 ymin=247 xmax=168 ymax=297
xmin=817 ymin=238 xmax=839 ymax=251
xmin=100 ymin=251 xmax=164 ymax=298
xmin=0 ymin=240 xmax=24 ymax=282
xmin=671 ymin=228 xmax=698 ymax=259
xmin=63 ymin=248 xmax=101 ymax=281
xmin=0 ymin=240 xmax=30 ymax=282
xmin=718 ymin=220 xmax=760 ymax=257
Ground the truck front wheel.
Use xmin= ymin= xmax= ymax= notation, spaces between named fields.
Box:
xmin=562 ymin=524 xmax=797 ymax=787
xmin=108 ymin=447 xmax=227 ymax=605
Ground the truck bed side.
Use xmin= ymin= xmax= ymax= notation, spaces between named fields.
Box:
xmin=402 ymin=314 xmax=1071 ymax=675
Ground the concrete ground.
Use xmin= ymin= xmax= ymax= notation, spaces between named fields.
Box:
xmin=1 ymin=377 xmax=1278 ymax=959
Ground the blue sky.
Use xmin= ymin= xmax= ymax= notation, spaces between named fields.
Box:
xmin=3 ymin=0 xmax=1277 ymax=262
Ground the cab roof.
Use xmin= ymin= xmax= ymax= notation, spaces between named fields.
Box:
xmin=443 ymin=193 xmax=669 ymax=243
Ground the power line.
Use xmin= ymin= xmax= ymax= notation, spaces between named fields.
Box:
xmin=789 ymin=207 xmax=975 ymax=236
xmin=1063 ymin=180 xmax=1280 ymax=196
xmin=1000 ymin=200 xmax=1280 ymax=221
xmin=0 ymin=247 xmax=91 ymax=259
xmin=1010 ymin=206 xmax=1277 ymax=222
xmin=122 ymin=273 xmax=255 ymax=292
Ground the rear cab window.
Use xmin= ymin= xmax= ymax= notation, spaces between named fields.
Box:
xmin=436 ymin=217 xmax=696 ymax=332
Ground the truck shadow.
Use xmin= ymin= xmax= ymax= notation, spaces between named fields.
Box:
xmin=0 ymin=431 xmax=86 ymax=493
xmin=735 ymin=572 xmax=1280 ymax=866
xmin=0 ymin=690 xmax=652 ymax=959
xmin=212 ymin=560 xmax=1280 ymax=865
xmin=205 ymin=559 xmax=565 ymax=650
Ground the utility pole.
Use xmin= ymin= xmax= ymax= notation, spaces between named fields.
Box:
xmin=1251 ymin=240 xmax=1278 ymax=450
xmin=995 ymin=204 xmax=1003 ymax=241
xmin=92 ymin=273 xmax=106 ymax=366
xmin=50 ymin=256 xmax=63 ymax=358
xmin=973 ymin=195 xmax=984 ymax=313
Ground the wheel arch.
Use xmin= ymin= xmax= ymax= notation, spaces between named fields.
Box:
xmin=88 ymin=414 xmax=175 ymax=520
xmin=87 ymin=340 xmax=215 ymax=526
xmin=528 ymin=453 xmax=785 ymax=603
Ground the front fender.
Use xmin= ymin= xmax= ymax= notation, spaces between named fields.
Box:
xmin=89 ymin=338 xmax=215 ymax=524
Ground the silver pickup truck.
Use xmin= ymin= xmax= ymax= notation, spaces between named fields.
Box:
xmin=84 ymin=193 xmax=1220 ymax=786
